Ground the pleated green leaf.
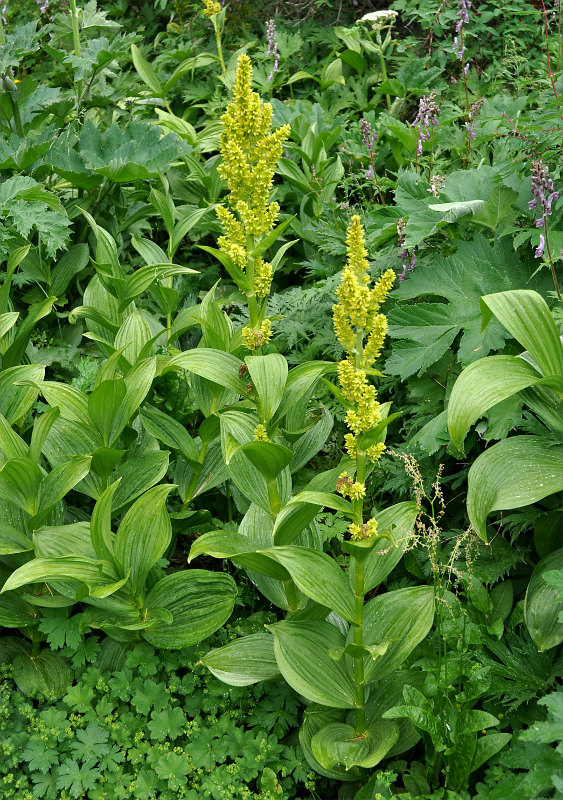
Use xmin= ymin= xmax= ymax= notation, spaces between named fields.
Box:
xmin=448 ymin=356 xmax=560 ymax=449
xmin=114 ymin=484 xmax=174 ymax=593
xmin=270 ymin=620 xmax=356 ymax=709
xmin=202 ymin=632 xmax=280 ymax=686
xmin=311 ymin=720 xmax=399 ymax=771
xmin=363 ymin=586 xmax=435 ymax=683
xmin=12 ymin=650 xmax=73 ymax=698
xmin=481 ymin=290 xmax=563 ymax=378
xmin=262 ymin=546 xmax=356 ymax=623
xmin=363 ymin=502 xmax=418 ymax=592
xmin=525 ymin=548 xmax=563 ymax=652
xmin=189 ymin=531 xmax=291 ymax=580
xmin=467 ymin=437 xmax=563 ymax=541
xmin=143 ymin=570 xmax=237 ymax=649
xmin=246 ymin=354 xmax=288 ymax=421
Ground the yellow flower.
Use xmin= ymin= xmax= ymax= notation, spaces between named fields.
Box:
xmin=254 ymin=423 xmax=269 ymax=441
xmin=202 ymin=0 xmax=221 ymax=16
xmin=217 ymin=54 xmax=290 ymax=300
xmin=349 ymin=518 xmax=378 ymax=541
xmin=242 ymin=318 xmax=272 ymax=350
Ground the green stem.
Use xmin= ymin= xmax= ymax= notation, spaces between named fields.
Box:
xmin=353 ymin=553 xmax=366 ymax=734
xmin=284 ymin=579 xmax=299 ymax=613
xmin=376 ymin=32 xmax=391 ymax=110
xmin=9 ymin=94 xmax=24 ymax=138
xmin=31 ymin=627 xmax=41 ymax=658
xmin=213 ymin=18 xmax=227 ymax=77
xmin=184 ymin=438 xmax=210 ymax=505
xmin=266 ymin=478 xmax=281 ymax=516
xmin=247 ymin=292 xmax=260 ymax=327
xmin=69 ymin=0 xmax=83 ymax=99
xmin=544 ymin=218 xmax=563 ymax=304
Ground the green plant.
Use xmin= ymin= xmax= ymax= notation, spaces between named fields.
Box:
xmin=0 ymin=633 xmax=324 ymax=799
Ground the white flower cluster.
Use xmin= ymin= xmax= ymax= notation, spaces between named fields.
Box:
xmin=357 ymin=9 xmax=398 ymax=30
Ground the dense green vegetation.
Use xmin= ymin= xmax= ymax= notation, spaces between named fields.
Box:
xmin=0 ymin=0 xmax=561 ymax=798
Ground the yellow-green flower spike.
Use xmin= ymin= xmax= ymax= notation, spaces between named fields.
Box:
xmin=217 ymin=54 xmax=290 ymax=301
xmin=202 ymin=0 xmax=221 ymax=16
xmin=332 ymin=215 xmax=395 ymax=463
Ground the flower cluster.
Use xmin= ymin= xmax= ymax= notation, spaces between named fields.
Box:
xmin=411 ymin=91 xmax=440 ymax=156
xmin=216 ymin=54 xmax=290 ymax=301
xmin=333 ymin=216 xmax=395 ymax=472
xmin=202 ymin=0 xmax=221 ymax=16
xmin=465 ymin=97 xmax=484 ymax=140
xmin=37 ymin=0 xmax=50 ymax=14
xmin=397 ymin=217 xmax=416 ymax=282
xmin=242 ymin=319 xmax=272 ymax=350
xmin=358 ymin=9 xmax=398 ymax=31
xmin=529 ymin=160 xmax=560 ymax=229
xmin=453 ymin=0 xmax=471 ymax=71
xmin=254 ymin=423 xmax=269 ymax=441
xmin=265 ymin=19 xmax=279 ymax=81
xmin=360 ymin=118 xmax=377 ymax=154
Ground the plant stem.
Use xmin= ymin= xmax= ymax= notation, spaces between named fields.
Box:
xmin=213 ymin=17 xmax=227 ymax=77
xmin=544 ymin=219 xmax=563 ymax=304
xmin=247 ymin=292 xmax=260 ymax=327
xmin=376 ymin=31 xmax=391 ymax=110
xmin=352 ymin=552 xmax=366 ymax=734
xmin=267 ymin=478 xmax=281 ymax=516
xmin=69 ymin=0 xmax=83 ymax=100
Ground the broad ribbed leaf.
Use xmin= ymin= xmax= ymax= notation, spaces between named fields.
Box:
xmin=311 ymin=720 xmax=399 ymax=771
xmin=90 ymin=482 xmax=119 ymax=565
xmin=273 ymin=491 xmax=354 ymax=546
xmin=0 ymin=522 xmax=33 ymax=554
xmin=363 ymin=586 xmax=434 ymax=682
xmin=364 ymin=502 xmax=418 ymax=592
xmin=0 ymin=457 xmax=42 ymax=514
xmin=112 ymin=450 xmax=170 ymax=510
xmin=29 ymin=407 xmax=60 ymax=463
xmin=202 ymin=633 xmax=280 ymax=686
xmin=189 ymin=531 xmax=291 ymax=580
xmin=167 ymin=349 xmax=246 ymax=394
xmin=108 ymin=358 xmax=156 ymax=442
xmin=1 ymin=556 xmax=113 ymax=593
xmin=37 ymin=381 xmax=91 ymax=424
xmin=448 ymin=356 xmax=560 ymax=448
xmin=34 ymin=456 xmax=92 ymax=525
xmin=0 ymin=414 xmax=27 ymax=462
xmin=235 ymin=441 xmax=293 ymax=483
xmin=114 ymin=484 xmax=174 ymax=593
xmin=481 ymin=290 xmax=563 ymax=378
xmin=262 ymin=546 xmax=356 ymax=623
xmin=12 ymin=650 xmax=73 ymax=698
xmin=467 ymin=437 xmax=563 ymax=540
xmin=0 ymin=593 xmax=37 ymax=626
xmin=143 ymin=570 xmax=237 ymax=648
xmin=299 ymin=705 xmax=362 ymax=781
xmin=140 ymin=405 xmax=199 ymax=462
xmin=270 ymin=620 xmax=356 ymax=709
xmin=131 ymin=43 xmax=163 ymax=95
xmin=88 ymin=379 xmax=126 ymax=446
xmin=246 ymin=354 xmax=288 ymax=421
xmin=525 ymin=548 xmax=563 ymax=652
xmin=0 ymin=364 xmax=44 ymax=424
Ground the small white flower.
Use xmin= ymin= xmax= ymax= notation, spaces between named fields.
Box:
xmin=358 ymin=9 xmax=398 ymax=29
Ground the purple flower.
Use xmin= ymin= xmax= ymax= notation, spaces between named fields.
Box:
xmin=535 ymin=234 xmax=545 ymax=259
xmin=266 ymin=19 xmax=279 ymax=81
xmin=411 ymin=91 xmax=440 ymax=156
xmin=455 ymin=0 xmax=471 ymax=32
xmin=529 ymin=160 xmax=560 ymax=228
xmin=360 ymin=118 xmax=377 ymax=154
xmin=366 ymin=165 xmax=374 ymax=180
xmin=36 ymin=0 xmax=50 ymax=14
xmin=1 ymin=3 xmax=6 ymax=24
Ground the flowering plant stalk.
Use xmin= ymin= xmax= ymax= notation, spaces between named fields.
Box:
xmin=357 ymin=10 xmax=398 ymax=111
xmin=212 ymin=54 xmax=291 ymax=351
xmin=190 ymin=215 xmax=435 ymax=780
xmin=202 ymin=0 xmax=227 ymax=77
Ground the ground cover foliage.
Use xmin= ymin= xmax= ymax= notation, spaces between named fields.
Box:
xmin=0 ymin=0 xmax=562 ymax=797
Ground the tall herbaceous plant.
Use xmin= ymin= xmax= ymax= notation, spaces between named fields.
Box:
xmin=191 ymin=55 xmax=435 ymax=782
